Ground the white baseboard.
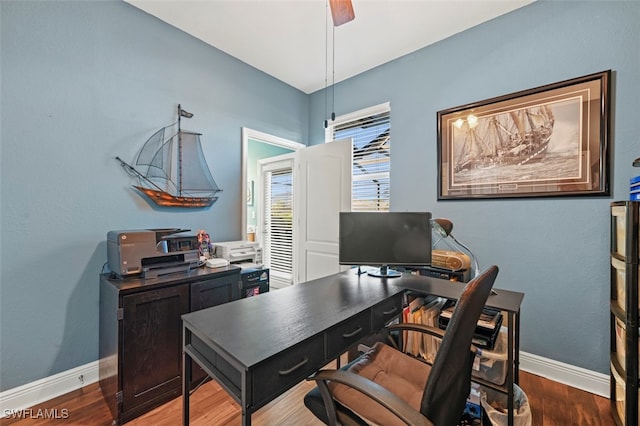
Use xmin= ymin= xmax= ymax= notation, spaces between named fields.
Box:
xmin=520 ymin=351 xmax=610 ymax=397
xmin=0 ymin=351 xmax=610 ymax=417
xmin=0 ymin=361 xmax=99 ymax=417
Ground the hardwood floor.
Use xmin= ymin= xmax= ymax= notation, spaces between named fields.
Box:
xmin=518 ymin=372 xmax=615 ymax=426
xmin=1 ymin=370 xmax=615 ymax=426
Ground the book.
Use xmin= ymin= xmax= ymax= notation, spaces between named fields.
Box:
xmin=439 ymin=303 xmax=501 ymax=330
xmin=438 ymin=301 xmax=503 ymax=349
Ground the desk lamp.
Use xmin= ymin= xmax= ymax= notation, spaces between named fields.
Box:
xmin=431 ymin=218 xmax=480 ymax=279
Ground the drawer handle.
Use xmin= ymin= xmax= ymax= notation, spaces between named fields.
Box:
xmin=342 ymin=327 xmax=363 ymax=338
xmin=278 ymin=357 xmax=309 ymax=376
xmin=382 ymin=306 xmax=398 ymax=315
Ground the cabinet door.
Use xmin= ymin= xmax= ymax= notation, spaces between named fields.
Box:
xmin=190 ymin=274 xmax=240 ymax=311
xmin=121 ymin=284 xmax=189 ymax=416
xmin=190 ymin=273 xmax=240 ymax=384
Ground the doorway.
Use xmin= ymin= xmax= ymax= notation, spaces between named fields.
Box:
xmin=241 ymin=128 xmax=304 ymax=242
xmin=241 ymin=129 xmax=352 ymax=288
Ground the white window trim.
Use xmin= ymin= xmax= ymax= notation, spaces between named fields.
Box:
xmin=324 ymin=102 xmax=391 ymax=142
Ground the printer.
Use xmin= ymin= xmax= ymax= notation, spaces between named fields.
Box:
xmin=212 ymin=240 xmax=268 ymax=297
xmin=212 ymin=240 xmax=262 ymax=269
xmin=107 ymin=228 xmax=200 ymax=278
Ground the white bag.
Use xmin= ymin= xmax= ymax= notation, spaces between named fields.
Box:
xmin=480 ymin=384 xmax=532 ymax=426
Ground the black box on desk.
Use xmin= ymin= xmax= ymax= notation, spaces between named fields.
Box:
xmin=397 ymin=265 xmax=470 ymax=282
xmin=240 ymin=267 xmax=269 ymax=298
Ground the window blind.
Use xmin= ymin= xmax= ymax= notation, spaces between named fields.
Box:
xmin=263 ymin=167 xmax=293 ymax=285
xmin=327 ymin=104 xmax=390 ymax=212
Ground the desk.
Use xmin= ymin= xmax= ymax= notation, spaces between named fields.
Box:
xmin=182 ymin=271 xmax=524 ymax=426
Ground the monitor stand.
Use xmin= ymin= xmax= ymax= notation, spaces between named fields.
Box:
xmin=367 ymin=265 xmax=401 ymax=278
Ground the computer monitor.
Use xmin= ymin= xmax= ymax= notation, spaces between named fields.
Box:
xmin=339 ymin=211 xmax=432 ymax=278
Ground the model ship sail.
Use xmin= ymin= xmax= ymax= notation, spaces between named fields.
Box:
xmin=116 ymin=105 xmax=222 ymax=208
xmin=454 ymin=105 xmax=555 ymax=173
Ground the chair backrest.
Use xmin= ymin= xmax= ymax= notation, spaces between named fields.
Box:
xmin=421 ymin=265 xmax=499 ymax=425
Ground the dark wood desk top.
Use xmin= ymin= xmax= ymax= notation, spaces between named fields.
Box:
xmin=182 ymin=270 xmax=524 ymax=369
xmin=183 ymin=270 xmax=400 ymax=368
xmin=394 ymin=274 xmax=525 ymax=314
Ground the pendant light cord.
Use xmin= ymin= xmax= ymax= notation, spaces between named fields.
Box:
xmin=324 ymin=2 xmax=329 ymax=128
xmin=332 ymin=25 xmax=335 ymax=121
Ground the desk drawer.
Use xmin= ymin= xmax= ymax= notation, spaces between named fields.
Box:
xmin=326 ymin=311 xmax=371 ymax=360
xmin=252 ymin=334 xmax=324 ymax=408
xmin=190 ymin=333 xmax=242 ymax=400
xmin=371 ymin=294 xmax=403 ymax=330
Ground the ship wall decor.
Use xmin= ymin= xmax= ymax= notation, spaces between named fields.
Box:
xmin=453 ymin=105 xmax=555 ymax=173
xmin=437 ymin=70 xmax=610 ymax=199
xmin=116 ymin=105 xmax=222 ymax=208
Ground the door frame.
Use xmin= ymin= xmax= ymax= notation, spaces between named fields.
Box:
xmin=241 ymin=127 xmax=305 ymax=240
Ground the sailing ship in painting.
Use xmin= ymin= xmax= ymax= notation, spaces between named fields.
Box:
xmin=116 ymin=105 xmax=222 ymax=208
xmin=453 ymin=105 xmax=555 ymax=173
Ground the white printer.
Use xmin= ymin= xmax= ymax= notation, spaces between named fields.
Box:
xmin=212 ymin=240 xmax=262 ymax=269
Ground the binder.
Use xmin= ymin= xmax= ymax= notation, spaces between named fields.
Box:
xmin=439 ymin=301 xmax=503 ymax=350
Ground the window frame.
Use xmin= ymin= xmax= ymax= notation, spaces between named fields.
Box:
xmin=325 ymin=102 xmax=391 ymax=212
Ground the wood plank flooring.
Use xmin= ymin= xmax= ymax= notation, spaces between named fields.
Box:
xmin=1 ymin=370 xmax=615 ymax=426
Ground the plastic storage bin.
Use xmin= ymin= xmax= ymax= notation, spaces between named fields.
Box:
xmin=612 ymin=205 xmax=628 ymax=257
xmin=611 ymin=256 xmax=640 ymax=311
xmin=611 ymin=203 xmax=640 ymax=262
xmin=614 ymin=317 xmax=640 ymax=371
xmin=611 ymin=362 xmax=640 ymax=421
xmin=473 ymin=328 xmax=508 ymax=386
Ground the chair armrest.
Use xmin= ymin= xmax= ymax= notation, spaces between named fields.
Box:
xmin=386 ymin=323 xmax=446 ymax=339
xmin=308 ymin=369 xmax=434 ymax=426
xmin=381 ymin=323 xmax=445 ymax=350
xmin=383 ymin=324 xmax=478 ymax=356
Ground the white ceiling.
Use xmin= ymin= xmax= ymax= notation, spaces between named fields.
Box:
xmin=125 ymin=0 xmax=535 ymax=94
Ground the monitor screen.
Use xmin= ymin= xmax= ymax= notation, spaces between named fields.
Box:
xmin=339 ymin=212 xmax=432 ymax=276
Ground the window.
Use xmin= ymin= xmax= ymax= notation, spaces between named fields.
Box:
xmin=263 ymin=163 xmax=294 ymax=287
xmin=326 ymin=103 xmax=390 ymax=212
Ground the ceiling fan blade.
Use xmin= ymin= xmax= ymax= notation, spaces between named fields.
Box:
xmin=329 ymin=0 xmax=355 ymax=26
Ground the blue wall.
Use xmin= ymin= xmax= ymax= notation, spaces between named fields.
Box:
xmin=1 ymin=0 xmax=638 ymax=393
xmin=0 ymin=1 xmax=307 ymax=391
xmin=310 ymin=0 xmax=640 ymax=374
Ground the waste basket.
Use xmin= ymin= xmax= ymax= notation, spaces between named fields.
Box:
xmin=480 ymin=384 xmax=532 ymax=426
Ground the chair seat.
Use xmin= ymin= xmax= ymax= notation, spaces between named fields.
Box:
xmin=330 ymin=342 xmax=432 ymax=426
xmin=304 ymin=359 xmax=369 ymax=425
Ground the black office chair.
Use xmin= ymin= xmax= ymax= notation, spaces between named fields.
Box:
xmin=304 ymin=265 xmax=499 ymax=426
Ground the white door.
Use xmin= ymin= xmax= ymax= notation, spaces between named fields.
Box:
xmin=258 ymin=139 xmax=352 ymax=286
xmin=295 ymin=139 xmax=352 ymax=283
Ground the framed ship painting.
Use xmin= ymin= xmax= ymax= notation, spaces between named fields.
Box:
xmin=437 ymin=70 xmax=610 ymax=200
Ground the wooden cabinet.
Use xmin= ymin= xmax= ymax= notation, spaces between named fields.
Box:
xmin=610 ymin=201 xmax=640 ymax=425
xmin=99 ymin=266 xmax=241 ymax=425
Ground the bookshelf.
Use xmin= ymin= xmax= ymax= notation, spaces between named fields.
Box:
xmin=398 ymin=278 xmax=523 ymax=425
xmin=610 ymin=201 xmax=640 ymax=425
